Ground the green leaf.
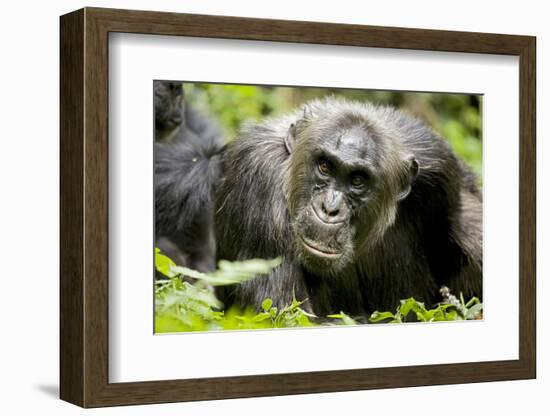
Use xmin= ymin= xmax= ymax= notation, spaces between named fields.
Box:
xmin=252 ymin=312 xmax=272 ymax=322
xmin=171 ymin=257 xmax=283 ymax=286
xmin=439 ymin=308 xmax=461 ymax=321
xmin=262 ymin=298 xmax=273 ymax=312
xmin=369 ymin=311 xmax=395 ymax=323
xmin=297 ymin=308 xmax=317 ymax=318
xmin=154 ymin=248 xmax=177 ymax=278
xmin=465 ymin=296 xmax=481 ymax=308
xmin=399 ymin=298 xmax=416 ymax=319
xmin=327 ymin=312 xmax=357 ymax=325
xmin=466 ymin=302 xmax=483 ymax=320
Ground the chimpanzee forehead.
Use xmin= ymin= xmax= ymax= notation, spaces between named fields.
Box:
xmin=323 ymin=125 xmax=378 ymax=163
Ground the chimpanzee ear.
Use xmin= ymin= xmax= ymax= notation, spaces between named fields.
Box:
xmin=284 ymin=123 xmax=297 ymax=154
xmin=396 ymin=155 xmax=419 ymax=201
xmin=285 ymin=105 xmax=315 ymax=154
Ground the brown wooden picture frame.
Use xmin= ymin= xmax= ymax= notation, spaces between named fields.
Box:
xmin=60 ymin=7 xmax=536 ymax=408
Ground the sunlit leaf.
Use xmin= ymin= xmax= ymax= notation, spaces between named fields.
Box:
xmin=154 ymin=248 xmax=177 ymax=278
xmin=369 ymin=311 xmax=396 ymax=323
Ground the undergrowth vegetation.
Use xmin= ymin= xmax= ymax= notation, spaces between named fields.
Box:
xmin=154 ymin=249 xmax=483 ymax=333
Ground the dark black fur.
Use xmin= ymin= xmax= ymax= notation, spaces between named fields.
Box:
xmin=155 ymin=81 xmax=184 ymax=142
xmin=215 ymin=97 xmax=482 ymax=317
xmin=154 ymin=81 xmax=224 ymax=273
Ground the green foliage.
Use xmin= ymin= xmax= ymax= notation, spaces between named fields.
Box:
xmin=184 ymin=83 xmax=290 ymax=139
xmin=154 ymin=247 xmax=177 ymax=278
xmin=154 ymin=249 xmax=334 ymax=332
xmin=219 ymin=298 xmax=317 ymax=331
xmin=155 ymin=277 xmax=223 ymax=331
xmin=155 ymin=250 xmax=482 ymax=333
xmin=369 ymin=295 xmax=483 ymax=324
xmin=171 ymin=258 xmax=283 ymax=286
xmin=155 ymin=250 xmax=284 ymax=332
xmin=326 ymin=312 xmax=358 ymax=326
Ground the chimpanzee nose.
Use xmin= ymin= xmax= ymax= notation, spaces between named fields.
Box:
xmin=313 ymin=191 xmax=349 ymax=224
xmin=322 ymin=200 xmax=340 ymax=217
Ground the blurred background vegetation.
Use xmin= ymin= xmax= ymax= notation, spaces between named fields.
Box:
xmin=185 ymin=83 xmax=482 ymax=175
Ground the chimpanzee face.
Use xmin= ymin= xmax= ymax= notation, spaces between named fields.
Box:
xmin=287 ymin=111 xmax=418 ymax=275
xmin=154 ymin=81 xmax=184 ymax=131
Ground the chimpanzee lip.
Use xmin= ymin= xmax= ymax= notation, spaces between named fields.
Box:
xmin=301 ymin=237 xmax=343 ymax=258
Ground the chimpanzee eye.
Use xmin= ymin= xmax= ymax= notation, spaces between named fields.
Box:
xmin=317 ymin=158 xmax=331 ymax=176
xmin=350 ymin=174 xmax=366 ymax=188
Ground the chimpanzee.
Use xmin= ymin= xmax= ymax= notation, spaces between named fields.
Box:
xmin=215 ymin=97 xmax=482 ymax=317
xmin=154 ymin=80 xmax=224 ymax=273
xmin=154 ymin=80 xmax=221 ymax=146
xmin=155 ymin=81 xmax=184 ymax=142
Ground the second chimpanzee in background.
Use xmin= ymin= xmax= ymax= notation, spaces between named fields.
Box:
xmin=154 ymin=80 xmax=224 ymax=273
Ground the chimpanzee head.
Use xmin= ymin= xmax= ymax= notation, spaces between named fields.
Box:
xmin=286 ymin=99 xmax=419 ymax=275
xmin=154 ymin=81 xmax=185 ymax=134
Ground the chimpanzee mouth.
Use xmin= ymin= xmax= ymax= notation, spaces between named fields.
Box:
xmin=301 ymin=237 xmax=343 ymax=259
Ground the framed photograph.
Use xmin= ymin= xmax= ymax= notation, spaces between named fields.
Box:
xmin=60 ymin=7 xmax=536 ymax=408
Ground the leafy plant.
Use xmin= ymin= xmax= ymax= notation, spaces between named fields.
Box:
xmin=155 ymin=249 xmax=284 ymax=332
xmin=326 ymin=312 xmax=358 ymax=326
xmin=155 ymin=249 xmax=482 ymax=332
xmin=369 ymin=290 xmax=483 ymax=324
xmin=155 ymin=248 xmax=282 ymax=285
